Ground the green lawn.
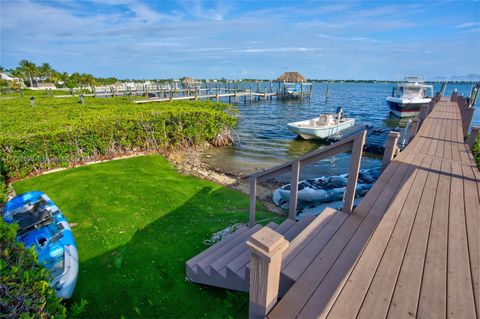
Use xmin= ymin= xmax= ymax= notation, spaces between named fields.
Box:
xmin=13 ymin=155 xmax=279 ymax=318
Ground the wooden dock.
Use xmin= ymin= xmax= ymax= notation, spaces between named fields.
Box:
xmin=133 ymin=90 xmax=277 ymax=104
xmin=185 ymin=92 xmax=479 ymax=319
xmin=268 ymin=96 xmax=479 ymax=318
xmin=52 ymin=81 xmax=313 ymax=103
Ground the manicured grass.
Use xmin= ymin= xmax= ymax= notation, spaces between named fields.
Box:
xmin=13 ymin=155 xmax=280 ymax=318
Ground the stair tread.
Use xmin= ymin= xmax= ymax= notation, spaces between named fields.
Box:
xmin=274 ymin=218 xmax=297 ymax=234
xmin=187 ymin=225 xmax=249 ymax=269
xmin=245 ymin=215 xmax=316 ymax=274
xmin=226 ymin=219 xmax=298 ymax=274
xmin=282 ymin=215 xmax=316 ymax=241
xmin=211 ymin=222 xmax=277 ymax=271
xmin=197 ymin=224 xmax=263 ymax=270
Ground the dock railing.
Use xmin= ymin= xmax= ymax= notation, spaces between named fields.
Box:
xmin=248 ymin=130 xmax=366 ymax=226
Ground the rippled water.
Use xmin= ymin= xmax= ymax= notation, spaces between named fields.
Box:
xmin=204 ymin=82 xmax=479 ymax=181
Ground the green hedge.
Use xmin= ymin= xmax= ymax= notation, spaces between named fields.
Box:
xmin=0 ymin=97 xmax=237 ymax=201
xmin=0 ymin=220 xmax=67 ymax=317
xmin=473 ymin=135 xmax=480 ymax=169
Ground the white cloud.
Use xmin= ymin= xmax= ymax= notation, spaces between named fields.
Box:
xmin=455 ymin=22 xmax=480 ymax=28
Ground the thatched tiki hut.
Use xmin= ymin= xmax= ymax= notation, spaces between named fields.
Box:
xmin=277 ymin=72 xmax=306 ymax=83
xmin=182 ymin=77 xmax=194 ymax=86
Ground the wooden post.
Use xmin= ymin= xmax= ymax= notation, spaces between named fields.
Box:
xmin=216 ymin=87 xmax=219 ymax=102
xmin=342 ymin=130 xmax=366 ymax=213
xmin=169 ymin=89 xmax=173 ymax=101
xmin=325 ymin=82 xmax=330 ymax=102
xmin=246 ymin=227 xmax=289 ymax=319
xmin=462 ymin=106 xmax=476 ymax=136
xmin=79 ymin=94 xmax=84 ymax=105
xmin=249 ymin=177 xmax=257 ymax=227
xmin=288 ymin=161 xmax=300 ymax=220
xmin=410 ymin=118 xmax=420 ymax=141
xmin=466 ymin=126 xmax=479 ymax=149
xmin=382 ymin=131 xmax=400 ymax=171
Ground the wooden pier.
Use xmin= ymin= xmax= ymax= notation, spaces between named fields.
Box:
xmin=53 ymin=81 xmax=313 ymax=103
xmin=185 ymin=92 xmax=479 ymax=318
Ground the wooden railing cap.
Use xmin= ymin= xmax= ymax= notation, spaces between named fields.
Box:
xmin=246 ymin=227 xmax=289 ymax=259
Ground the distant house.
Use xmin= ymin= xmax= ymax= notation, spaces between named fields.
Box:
xmin=0 ymin=72 xmax=26 ymax=88
xmin=31 ymin=82 xmax=57 ymax=90
xmin=1 ymin=72 xmax=23 ymax=83
xmin=277 ymin=72 xmax=306 ymax=83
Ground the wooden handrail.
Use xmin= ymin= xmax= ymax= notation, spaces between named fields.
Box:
xmin=248 ymin=130 xmax=366 ymax=226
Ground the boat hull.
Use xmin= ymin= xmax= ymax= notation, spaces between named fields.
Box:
xmin=288 ymin=118 xmax=355 ymax=139
xmin=3 ymin=191 xmax=78 ymax=299
xmin=386 ymin=97 xmax=431 ymax=118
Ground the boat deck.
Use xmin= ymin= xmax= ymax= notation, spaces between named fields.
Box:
xmin=268 ymin=99 xmax=479 ymax=318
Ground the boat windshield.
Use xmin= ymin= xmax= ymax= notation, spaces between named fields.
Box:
xmin=393 ymin=85 xmax=431 ymax=98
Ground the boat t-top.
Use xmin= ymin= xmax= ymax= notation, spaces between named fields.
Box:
xmin=386 ymin=76 xmax=434 ymax=117
xmin=287 ymin=107 xmax=355 ymax=139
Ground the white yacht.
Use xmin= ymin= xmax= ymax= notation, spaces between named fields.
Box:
xmin=287 ymin=107 xmax=355 ymax=139
xmin=386 ymin=77 xmax=434 ymax=117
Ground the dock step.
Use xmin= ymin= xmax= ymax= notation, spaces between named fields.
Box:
xmin=186 ymin=209 xmax=339 ymax=293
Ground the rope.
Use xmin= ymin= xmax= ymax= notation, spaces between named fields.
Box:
xmin=202 ymin=217 xmax=282 ymax=246
xmin=203 ymin=223 xmax=245 ymax=246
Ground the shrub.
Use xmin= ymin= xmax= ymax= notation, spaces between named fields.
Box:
xmin=0 ymin=97 xmax=237 ymax=202
xmin=472 ymin=134 xmax=480 ymax=169
xmin=0 ymin=220 xmax=67 ymax=318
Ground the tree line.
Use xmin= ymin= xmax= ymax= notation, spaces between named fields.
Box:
xmin=0 ymin=60 xmax=118 ymax=89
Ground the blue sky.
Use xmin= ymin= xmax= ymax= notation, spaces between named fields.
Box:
xmin=1 ymin=0 xmax=479 ymax=80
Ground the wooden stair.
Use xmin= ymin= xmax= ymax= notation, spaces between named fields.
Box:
xmin=186 ymin=208 xmax=345 ymax=293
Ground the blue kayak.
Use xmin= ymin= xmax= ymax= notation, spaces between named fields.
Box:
xmin=3 ymin=191 xmax=78 ymax=299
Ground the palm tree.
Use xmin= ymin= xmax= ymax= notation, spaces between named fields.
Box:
xmin=39 ymin=63 xmax=54 ymax=82
xmin=18 ymin=60 xmax=37 ymax=87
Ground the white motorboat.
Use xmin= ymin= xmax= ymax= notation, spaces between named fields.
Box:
xmin=287 ymin=108 xmax=355 ymax=139
xmin=386 ymin=76 xmax=434 ymax=117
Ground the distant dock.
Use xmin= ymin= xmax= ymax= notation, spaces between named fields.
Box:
xmin=54 ymin=80 xmax=313 ymax=104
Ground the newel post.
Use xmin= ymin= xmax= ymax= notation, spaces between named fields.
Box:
xmin=343 ymin=130 xmax=366 ymax=213
xmin=247 ymin=227 xmax=289 ymax=319
xmin=382 ymin=131 xmax=400 ymax=171
xmin=466 ymin=127 xmax=480 ymax=149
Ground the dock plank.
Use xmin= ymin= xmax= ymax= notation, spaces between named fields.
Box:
xmin=355 ymin=157 xmax=433 ymax=319
xmin=386 ymin=159 xmax=442 ymax=318
xmin=416 ymin=160 xmax=451 ymax=319
xmin=447 ymin=162 xmax=476 ymax=318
